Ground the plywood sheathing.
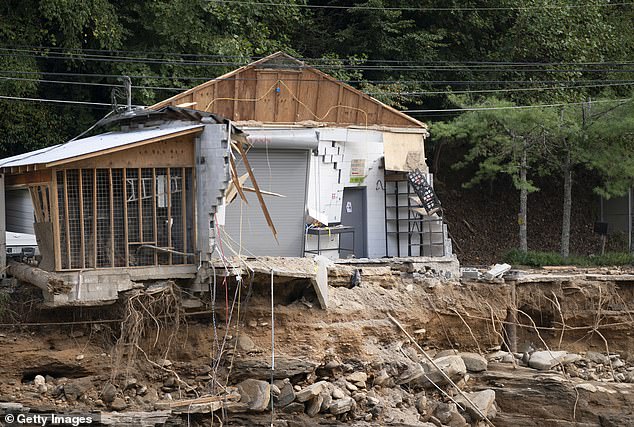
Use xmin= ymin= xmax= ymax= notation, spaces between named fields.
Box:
xmin=151 ymin=52 xmax=425 ymax=129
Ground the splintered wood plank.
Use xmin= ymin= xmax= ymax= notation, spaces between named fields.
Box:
xmin=78 ymin=170 xmax=85 ymax=269
xmin=229 ymin=154 xmax=248 ymax=204
xmin=63 ymin=170 xmax=71 ymax=269
xmin=51 ymin=171 xmax=62 ymax=271
xmin=234 ymin=142 xmax=278 ymax=241
xmin=29 ymin=186 xmax=43 ymax=223
xmin=41 ymin=185 xmax=49 ymax=222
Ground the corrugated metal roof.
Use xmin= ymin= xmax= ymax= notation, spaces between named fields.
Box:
xmin=0 ymin=123 xmax=203 ymax=168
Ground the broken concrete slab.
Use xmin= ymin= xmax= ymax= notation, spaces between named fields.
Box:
xmin=484 ymin=263 xmax=511 ymax=280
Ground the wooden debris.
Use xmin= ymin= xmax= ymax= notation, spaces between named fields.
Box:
xmin=7 ymin=261 xmax=73 ymax=294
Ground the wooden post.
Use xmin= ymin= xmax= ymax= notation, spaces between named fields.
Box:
xmin=63 ymin=170 xmax=71 ymax=269
xmin=109 ymin=168 xmax=114 ymax=267
xmin=123 ymin=168 xmax=129 ymax=267
xmin=78 ymin=170 xmax=85 ymax=269
xmin=52 ymin=171 xmax=62 ymax=271
xmin=181 ymin=167 xmax=187 ymax=264
xmin=138 ymin=167 xmax=143 ymax=245
xmin=167 ymin=167 xmax=172 ymax=265
xmin=93 ymin=169 xmax=97 ymax=268
xmin=152 ymin=168 xmax=158 ymax=265
xmin=505 ymin=282 xmax=518 ymax=353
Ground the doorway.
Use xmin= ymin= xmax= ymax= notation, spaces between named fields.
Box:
xmin=341 ymin=187 xmax=367 ymax=258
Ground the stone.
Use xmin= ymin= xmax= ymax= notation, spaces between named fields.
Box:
xmin=332 ymin=387 xmax=345 ymax=400
xmin=163 ymin=377 xmax=176 ymax=388
xmin=101 ymin=383 xmax=117 ymax=404
xmin=433 ymin=402 xmax=458 ymax=424
xmin=237 ymin=379 xmax=271 ymax=412
xmin=529 ymin=351 xmax=568 ymax=370
xmin=158 ymin=359 xmax=172 ymax=368
xmin=436 ymin=349 xmax=459 ymax=358
xmin=576 ymin=383 xmax=597 ymax=393
xmin=75 ymin=354 xmax=85 ymax=361
xmin=559 ymin=353 xmax=582 ymax=365
xmin=270 ymin=384 xmax=281 ymax=398
xmin=236 ymin=334 xmax=256 ymax=352
xmin=586 ymin=351 xmax=610 ymax=365
xmin=345 ymin=381 xmax=358 ymax=392
xmin=63 ymin=378 xmax=92 ymax=401
xmin=37 ymin=384 xmax=47 ymax=394
xmin=613 ymin=359 xmax=626 ymax=369
xmin=330 ymin=397 xmax=354 ymax=415
xmin=459 ymin=353 xmax=488 ymax=372
xmin=296 ymin=381 xmax=328 ymax=403
xmin=397 ymin=364 xmax=426 ymax=385
xmin=33 ymin=375 xmax=45 ymax=386
xmin=486 ymin=351 xmax=510 ymax=361
xmin=110 ymin=397 xmax=127 ymax=411
xmin=420 ymin=356 xmax=467 ymax=388
xmin=366 ymin=396 xmax=380 ymax=406
xmin=282 ymin=402 xmax=304 ymax=414
xmin=415 ymin=395 xmax=428 ymax=414
xmin=502 ymin=353 xmax=515 ymax=363
xmin=455 ymin=389 xmax=497 ymax=420
xmin=307 ymin=394 xmax=324 ymax=417
xmin=346 ymin=372 xmax=368 ymax=384
xmin=275 ymin=382 xmax=295 ymax=407
xmin=320 ymin=392 xmax=332 ymax=412
xmin=373 ymin=369 xmax=392 ymax=387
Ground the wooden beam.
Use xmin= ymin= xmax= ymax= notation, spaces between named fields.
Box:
xmin=63 ymin=170 xmax=71 ymax=269
xmin=5 ymin=169 xmax=52 ymax=187
xmin=181 ymin=167 xmax=187 ymax=264
xmin=45 ymin=127 xmax=204 ymax=168
xmin=109 ymin=168 xmax=114 ymax=267
xmin=138 ymin=168 xmax=143 ymax=246
xmin=233 ymin=142 xmax=278 ymax=242
xmin=29 ymin=187 xmax=43 ymax=223
xmin=51 ymin=171 xmax=62 ymax=271
xmin=123 ymin=168 xmax=129 ymax=267
xmin=152 ymin=168 xmax=158 ymax=265
xmin=41 ymin=185 xmax=49 ymax=222
xmin=167 ymin=168 xmax=172 ymax=265
xmin=78 ymin=170 xmax=85 ymax=269
xmin=93 ymin=169 xmax=97 ymax=268
xmin=229 ymin=154 xmax=248 ymax=204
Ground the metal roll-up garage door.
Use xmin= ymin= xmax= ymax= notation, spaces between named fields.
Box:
xmin=6 ymin=189 xmax=35 ymax=234
xmin=223 ymin=148 xmax=309 ymax=256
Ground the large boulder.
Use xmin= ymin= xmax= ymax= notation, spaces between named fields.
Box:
xmin=528 ymin=351 xmax=568 ymax=370
xmin=459 ymin=352 xmax=488 ymax=372
xmin=420 ymin=356 xmax=467 ymax=388
xmin=237 ymin=379 xmax=270 ymax=411
xmin=456 ymin=389 xmax=497 ymax=421
xmin=63 ymin=377 xmax=92 ymax=401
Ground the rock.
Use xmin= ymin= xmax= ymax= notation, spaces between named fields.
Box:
xmin=345 ymin=381 xmax=358 ymax=392
xmin=366 ymin=396 xmax=380 ymax=406
xmin=455 ymin=389 xmax=497 ymax=420
xmin=296 ymin=381 xmax=328 ymax=403
xmin=486 ymin=351 xmax=510 ymax=361
xmin=346 ymin=372 xmax=368 ymax=384
xmin=320 ymin=392 xmax=333 ymax=412
xmin=237 ymin=334 xmax=256 ymax=352
xmin=586 ymin=351 xmax=610 ymax=365
xmin=502 ymin=353 xmax=515 ymax=363
xmin=163 ymin=377 xmax=176 ymax=388
xmin=433 ymin=402 xmax=458 ymax=424
xmin=613 ymin=359 xmax=626 ymax=369
xmin=528 ymin=351 xmax=568 ymax=370
xmin=307 ymin=394 xmax=324 ymax=417
xmin=237 ymin=379 xmax=270 ymax=411
xmin=559 ymin=353 xmax=582 ymax=365
xmin=436 ymin=349 xmax=459 ymax=358
xmin=158 ymin=359 xmax=172 ymax=368
xmin=70 ymin=330 xmax=85 ymax=338
xmin=459 ymin=353 xmax=488 ymax=372
xmin=420 ymin=356 xmax=467 ymax=388
xmin=63 ymin=378 xmax=92 ymax=401
xmin=34 ymin=375 xmax=46 ymax=386
xmin=332 ymin=387 xmax=345 ymax=400
xmin=373 ymin=369 xmax=392 ymax=387
xmin=110 ymin=397 xmax=127 ymax=411
xmin=75 ymin=354 xmax=85 ymax=361
xmin=37 ymin=384 xmax=47 ymax=394
xmin=415 ymin=395 xmax=428 ymax=414
xmin=270 ymin=384 xmax=280 ymax=398
xmin=397 ymin=364 xmax=426 ymax=385
xmin=276 ymin=382 xmax=295 ymax=407
xmin=330 ymin=396 xmax=355 ymax=415
xmin=282 ymin=402 xmax=304 ymax=414
xmin=576 ymin=383 xmax=597 ymax=392
xmin=101 ymin=383 xmax=117 ymax=404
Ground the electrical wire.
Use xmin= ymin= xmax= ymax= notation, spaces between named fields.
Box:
xmin=204 ymin=0 xmax=634 ymax=11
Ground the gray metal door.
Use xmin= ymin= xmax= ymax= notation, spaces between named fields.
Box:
xmin=5 ymin=189 xmax=35 ymax=234
xmin=341 ymin=187 xmax=367 ymax=258
xmin=223 ymin=149 xmax=309 ymax=256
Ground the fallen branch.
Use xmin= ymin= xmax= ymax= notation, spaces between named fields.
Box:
xmin=7 ymin=261 xmax=73 ymax=295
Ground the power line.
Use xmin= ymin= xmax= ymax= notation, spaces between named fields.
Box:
xmin=204 ymin=0 xmax=634 ymax=11
xmin=0 ymin=75 xmax=184 ymax=91
xmin=0 ymin=94 xmax=114 ymax=108
xmin=4 ymin=45 xmax=634 ymax=66
xmin=405 ymin=97 xmax=633 ymax=114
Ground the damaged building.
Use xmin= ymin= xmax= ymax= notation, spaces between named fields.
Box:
xmin=0 ymin=52 xmax=455 ymax=307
